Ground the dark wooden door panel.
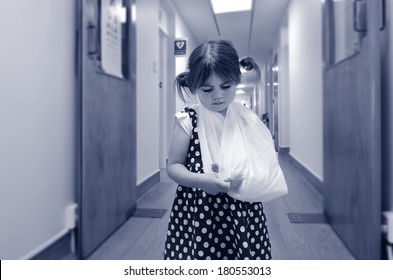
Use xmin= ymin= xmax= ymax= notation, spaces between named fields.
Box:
xmin=78 ymin=0 xmax=137 ymax=259
xmin=323 ymin=0 xmax=381 ymax=259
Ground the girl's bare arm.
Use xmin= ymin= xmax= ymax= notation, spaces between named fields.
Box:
xmin=167 ymin=121 xmax=229 ymax=195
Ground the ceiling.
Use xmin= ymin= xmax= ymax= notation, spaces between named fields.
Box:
xmin=170 ymin=0 xmax=291 ymax=64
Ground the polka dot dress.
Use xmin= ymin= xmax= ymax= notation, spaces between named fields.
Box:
xmin=164 ymin=107 xmax=271 ymax=260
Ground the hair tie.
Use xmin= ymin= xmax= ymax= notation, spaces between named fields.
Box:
xmin=240 ymin=57 xmax=254 ymax=71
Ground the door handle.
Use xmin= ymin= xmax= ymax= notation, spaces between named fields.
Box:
xmin=87 ymin=22 xmax=98 ymax=57
xmin=380 ymin=0 xmax=386 ymax=31
xmin=353 ymin=0 xmax=367 ymax=33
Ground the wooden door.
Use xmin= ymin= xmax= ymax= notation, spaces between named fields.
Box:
xmin=323 ymin=0 xmax=382 ymax=259
xmin=77 ymin=0 xmax=137 ymax=259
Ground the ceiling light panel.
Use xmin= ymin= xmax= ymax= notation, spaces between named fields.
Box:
xmin=210 ymin=0 xmax=253 ymax=14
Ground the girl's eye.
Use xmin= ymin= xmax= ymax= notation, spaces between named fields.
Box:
xmin=202 ymin=88 xmax=213 ymax=92
xmin=221 ymin=84 xmax=232 ymax=89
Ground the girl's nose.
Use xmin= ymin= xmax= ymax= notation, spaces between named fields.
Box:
xmin=213 ymin=89 xmax=224 ymax=100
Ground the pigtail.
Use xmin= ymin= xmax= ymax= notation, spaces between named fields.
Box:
xmin=240 ymin=56 xmax=264 ymax=95
xmin=174 ymin=71 xmax=193 ymax=102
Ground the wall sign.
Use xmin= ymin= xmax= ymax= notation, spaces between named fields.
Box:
xmin=101 ymin=0 xmax=124 ymax=78
xmin=174 ymin=38 xmax=187 ymax=56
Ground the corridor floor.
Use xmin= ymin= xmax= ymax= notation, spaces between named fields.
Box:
xmin=87 ymin=155 xmax=355 ymax=260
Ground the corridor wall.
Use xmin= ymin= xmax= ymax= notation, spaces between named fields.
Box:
xmin=0 ymin=1 xmax=76 ymax=259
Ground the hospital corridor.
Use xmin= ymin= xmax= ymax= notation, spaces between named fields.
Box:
xmin=1 ymin=0 xmax=393 ymax=261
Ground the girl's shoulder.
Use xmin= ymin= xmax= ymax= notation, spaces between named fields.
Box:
xmin=175 ymin=104 xmax=200 ymax=136
xmin=176 ymin=104 xmax=199 ymax=118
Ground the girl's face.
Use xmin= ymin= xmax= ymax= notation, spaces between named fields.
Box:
xmin=195 ymin=72 xmax=237 ymax=116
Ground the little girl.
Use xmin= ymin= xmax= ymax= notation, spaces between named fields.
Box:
xmin=164 ymin=38 xmax=276 ymax=260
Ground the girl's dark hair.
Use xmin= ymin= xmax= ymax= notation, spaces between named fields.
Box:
xmin=175 ymin=37 xmax=262 ymax=102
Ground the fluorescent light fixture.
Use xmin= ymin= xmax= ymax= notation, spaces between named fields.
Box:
xmin=210 ymin=0 xmax=252 ymax=14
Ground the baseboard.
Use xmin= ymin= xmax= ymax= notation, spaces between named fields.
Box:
xmin=288 ymin=154 xmax=323 ymax=195
xmin=137 ymin=170 xmax=160 ymax=198
xmin=30 ymin=230 xmax=73 ymax=260
xmin=278 ymin=147 xmax=290 ymax=155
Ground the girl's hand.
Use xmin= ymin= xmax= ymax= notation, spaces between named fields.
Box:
xmin=224 ymin=174 xmax=244 ymax=191
xmin=199 ymin=173 xmax=230 ymax=195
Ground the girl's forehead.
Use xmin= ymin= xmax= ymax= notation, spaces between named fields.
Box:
xmin=203 ymin=73 xmax=229 ymax=85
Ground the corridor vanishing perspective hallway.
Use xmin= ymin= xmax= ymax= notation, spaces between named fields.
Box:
xmin=86 ymin=155 xmax=354 ymax=260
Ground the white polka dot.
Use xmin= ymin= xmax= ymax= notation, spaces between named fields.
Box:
xmin=243 ymin=242 xmax=248 ymax=248
xmin=230 ymin=204 xmax=236 ymax=210
xmin=198 ymin=250 xmax=204 ymax=257
xmin=202 ymin=227 xmax=207 ymax=234
xmin=196 ymin=236 xmax=202 ymax=242
xmin=203 ymin=242 xmax=209 ymax=248
xmin=240 ymin=226 xmax=245 ymax=232
xmin=206 ymin=219 xmax=212 ymax=225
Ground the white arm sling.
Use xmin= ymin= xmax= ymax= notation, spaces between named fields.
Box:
xmin=197 ymin=101 xmax=288 ymax=203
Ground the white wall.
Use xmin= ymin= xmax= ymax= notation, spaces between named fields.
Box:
xmin=136 ymin=0 xmax=161 ymax=185
xmin=135 ymin=0 xmax=197 ymax=185
xmin=174 ymin=12 xmax=198 ymax=111
xmin=287 ymin=0 xmax=323 ymax=180
xmin=0 ymin=1 xmax=76 ymax=259
xmin=278 ymin=26 xmax=290 ymax=149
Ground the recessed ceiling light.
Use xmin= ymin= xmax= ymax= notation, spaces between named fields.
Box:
xmin=210 ymin=0 xmax=253 ymax=14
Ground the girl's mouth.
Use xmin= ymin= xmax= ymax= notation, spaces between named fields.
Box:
xmin=212 ymin=102 xmax=225 ymax=105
